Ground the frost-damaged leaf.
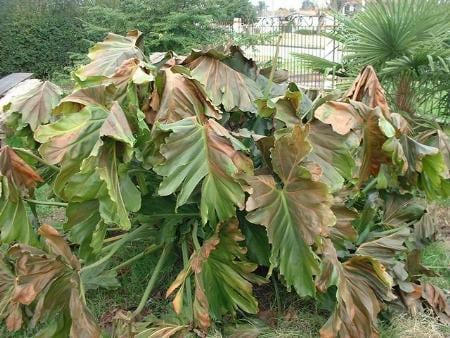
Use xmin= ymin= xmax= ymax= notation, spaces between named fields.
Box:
xmin=97 ymin=140 xmax=140 ymax=230
xmin=329 ymin=202 xmax=358 ymax=252
xmin=184 ymin=50 xmax=262 ymax=113
xmin=0 ymin=146 xmax=43 ymax=190
xmin=344 ymin=65 xmax=390 ymax=118
xmin=246 ymin=125 xmax=335 ymax=296
xmin=356 ymin=227 xmax=410 ymax=266
xmin=35 ymin=106 xmax=108 ymax=165
xmin=166 ymin=220 xmax=263 ymax=330
xmin=308 ymin=121 xmax=357 ymax=192
xmin=0 ymin=79 xmax=62 ymax=130
xmin=387 ymin=135 xmax=450 ymax=199
xmin=7 ymin=224 xmax=100 ymax=337
xmin=0 ymin=255 xmax=22 ymax=332
xmin=0 ymin=147 xmax=41 ymax=244
xmin=76 ymin=30 xmax=144 ymax=80
xmin=315 ymin=102 xmax=392 ymax=184
xmin=148 ymin=66 xmax=220 ymax=124
xmin=55 ymin=84 xmax=116 ymax=113
xmin=381 ymin=193 xmax=425 ymax=227
xmin=155 ymin=117 xmax=253 ymax=224
xmin=317 ymin=244 xmax=396 ymax=338
xmin=256 ymin=83 xmax=302 ymax=125
xmin=399 ymin=283 xmax=450 ymax=321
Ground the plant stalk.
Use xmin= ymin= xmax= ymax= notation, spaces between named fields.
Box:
xmin=81 ymin=224 xmax=148 ymax=273
xmin=12 ymin=147 xmax=59 ymax=171
xmin=264 ymin=34 xmax=283 ymax=98
xmin=132 ymin=244 xmax=171 ymax=318
xmin=192 ymin=222 xmax=201 ymax=250
xmin=110 ymin=244 xmax=162 ymax=272
xmin=181 ymin=239 xmax=193 ymax=320
xmin=25 ymin=199 xmax=68 ymax=207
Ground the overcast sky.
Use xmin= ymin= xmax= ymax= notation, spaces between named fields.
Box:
xmin=250 ymin=0 xmax=329 ymax=10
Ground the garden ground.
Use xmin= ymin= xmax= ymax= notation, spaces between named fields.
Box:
xmin=0 ymin=185 xmax=448 ymax=338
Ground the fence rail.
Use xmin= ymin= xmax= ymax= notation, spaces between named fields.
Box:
xmin=221 ymin=15 xmax=342 ymax=89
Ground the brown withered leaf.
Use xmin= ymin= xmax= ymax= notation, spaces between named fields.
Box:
xmin=0 ymin=255 xmax=22 ymax=332
xmin=399 ymin=282 xmax=450 ymax=321
xmin=76 ymin=30 xmax=144 ymax=80
xmin=55 ymin=84 xmax=116 ymax=113
xmin=246 ymin=125 xmax=335 ymax=297
xmin=148 ymin=66 xmax=220 ymax=124
xmin=8 ymin=224 xmax=100 ymax=337
xmin=355 ymin=227 xmax=410 ymax=266
xmin=318 ymin=252 xmax=396 ymax=338
xmin=344 ymin=66 xmax=390 ymax=118
xmin=314 ymin=101 xmax=362 ymax=136
xmin=185 ymin=53 xmax=262 ymax=113
xmin=0 ymin=146 xmax=43 ymax=190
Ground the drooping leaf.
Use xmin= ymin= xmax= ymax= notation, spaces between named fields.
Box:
xmin=55 ymin=84 xmax=117 ymax=113
xmin=344 ymin=66 xmax=390 ymax=118
xmin=166 ymin=220 xmax=263 ymax=330
xmin=356 ymin=227 xmax=410 ymax=266
xmin=0 ymin=79 xmax=62 ymax=130
xmin=147 ymin=66 xmax=220 ymax=124
xmin=155 ymin=117 xmax=253 ymax=224
xmin=0 ymin=196 xmax=38 ymax=245
xmin=6 ymin=224 xmax=100 ymax=337
xmin=97 ymin=140 xmax=140 ymax=230
xmin=308 ymin=121 xmax=357 ymax=192
xmin=381 ymin=193 xmax=425 ymax=227
xmin=246 ymin=125 xmax=335 ymax=296
xmin=317 ymin=244 xmax=396 ymax=338
xmin=315 ymin=101 xmax=392 ymax=184
xmin=0 ymin=146 xmax=43 ymax=191
xmin=76 ymin=30 xmax=144 ymax=80
xmin=35 ymin=106 xmax=108 ymax=165
xmin=0 ymin=255 xmax=22 ymax=332
xmin=185 ymin=51 xmax=262 ymax=113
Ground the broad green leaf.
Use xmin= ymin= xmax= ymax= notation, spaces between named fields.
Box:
xmin=97 ymin=141 xmax=140 ymax=230
xmin=308 ymin=121 xmax=357 ymax=192
xmin=0 ymin=197 xmax=38 ymax=245
xmin=155 ymin=117 xmax=253 ymax=224
xmin=317 ymin=243 xmax=395 ymax=338
xmin=256 ymin=83 xmax=302 ymax=125
xmin=76 ymin=30 xmax=144 ymax=80
xmin=185 ymin=53 xmax=262 ymax=113
xmin=35 ymin=106 xmax=108 ymax=165
xmin=166 ymin=220 xmax=263 ymax=330
xmin=64 ymin=201 xmax=101 ymax=260
xmin=386 ymin=135 xmax=450 ymax=199
xmin=246 ymin=125 xmax=335 ymax=296
xmin=0 ymin=79 xmax=62 ymax=130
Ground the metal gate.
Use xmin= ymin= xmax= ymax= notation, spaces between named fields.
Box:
xmin=221 ymin=15 xmax=342 ymax=89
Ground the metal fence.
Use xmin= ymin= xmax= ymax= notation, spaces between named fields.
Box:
xmin=221 ymin=15 xmax=342 ymax=90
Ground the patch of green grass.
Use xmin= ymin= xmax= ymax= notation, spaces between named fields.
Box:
xmin=87 ymin=240 xmax=180 ymax=321
xmin=421 ymin=240 xmax=450 ymax=290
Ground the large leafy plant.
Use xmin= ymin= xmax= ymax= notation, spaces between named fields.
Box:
xmin=0 ymin=30 xmax=449 ymax=337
